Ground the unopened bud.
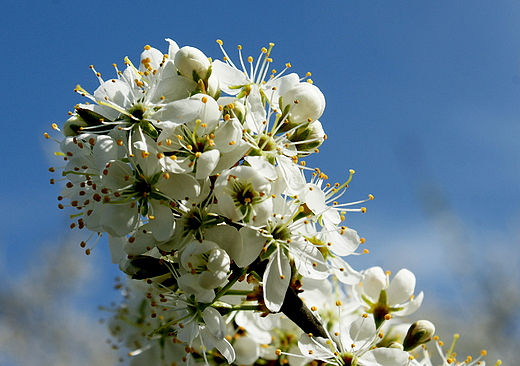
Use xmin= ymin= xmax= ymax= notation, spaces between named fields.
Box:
xmin=403 ymin=320 xmax=435 ymax=351
xmin=63 ymin=114 xmax=89 ymax=136
xmin=175 ymin=46 xmax=211 ymax=81
xmin=281 ymin=82 xmax=326 ymax=124
xmin=387 ymin=341 xmax=404 ymax=350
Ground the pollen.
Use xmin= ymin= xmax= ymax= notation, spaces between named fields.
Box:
xmin=144 ymin=45 xmax=151 ymax=50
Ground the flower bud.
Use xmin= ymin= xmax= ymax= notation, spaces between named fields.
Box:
xmin=63 ymin=114 xmax=89 ymax=136
xmin=289 ymin=120 xmax=325 ymax=153
xmin=387 ymin=341 xmax=404 ymax=350
xmin=281 ymin=82 xmax=326 ymax=124
xmin=403 ymin=320 xmax=435 ymax=351
xmin=174 ymin=46 xmax=211 ymax=81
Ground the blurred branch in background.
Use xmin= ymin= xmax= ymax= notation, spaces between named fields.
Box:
xmin=395 ymin=132 xmax=520 ymax=364
xmin=0 ymin=239 xmax=117 ymax=366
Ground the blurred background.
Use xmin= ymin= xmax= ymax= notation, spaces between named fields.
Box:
xmin=1 ymin=1 xmax=519 ymax=364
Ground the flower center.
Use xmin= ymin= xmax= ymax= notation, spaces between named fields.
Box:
xmin=134 ymin=178 xmax=152 ymax=198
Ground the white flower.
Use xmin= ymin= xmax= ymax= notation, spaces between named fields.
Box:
xmin=250 ymin=196 xmax=331 ymax=311
xmin=108 ymin=279 xmax=186 ymax=366
xmin=298 ymin=314 xmax=410 ymax=366
xmin=177 ymin=240 xmax=231 ymax=302
xmin=352 ymin=267 xmax=424 ymax=327
xmin=409 ymin=333 xmax=495 ymax=366
xmin=212 ymin=41 xmax=299 ymax=98
xmin=162 ymin=294 xmax=236 ymax=365
xmin=213 ymin=165 xmax=274 ymax=225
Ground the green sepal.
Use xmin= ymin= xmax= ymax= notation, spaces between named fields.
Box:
xmin=140 ymin=120 xmax=159 ymax=139
xmin=260 ymin=243 xmax=277 ymax=260
xmin=75 ymin=107 xmax=111 ymax=126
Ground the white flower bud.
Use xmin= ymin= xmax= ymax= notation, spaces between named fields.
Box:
xmin=174 ymin=46 xmax=211 ymax=81
xmin=63 ymin=114 xmax=88 ymax=136
xmin=282 ymin=82 xmax=326 ymax=124
xmin=403 ymin=320 xmax=435 ymax=351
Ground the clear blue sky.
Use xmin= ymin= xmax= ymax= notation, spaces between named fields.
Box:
xmin=1 ymin=0 xmax=519 ymax=362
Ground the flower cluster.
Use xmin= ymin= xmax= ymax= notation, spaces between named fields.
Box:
xmin=46 ymin=39 xmax=500 ymax=366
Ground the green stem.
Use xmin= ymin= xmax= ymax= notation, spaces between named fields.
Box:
xmin=210 ymin=267 xmax=248 ymax=306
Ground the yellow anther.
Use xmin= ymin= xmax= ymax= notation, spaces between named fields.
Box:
xmin=43 ymin=132 xmax=50 ymax=139
xmin=363 ymin=249 xmax=370 ymax=254
xmin=368 ymin=194 xmax=374 ymax=200
xmin=216 ymin=39 xmax=223 ymax=45
xmin=248 ymin=56 xmax=253 ymax=63
xmin=141 ymin=151 xmax=150 ymax=158
xmin=144 ymin=45 xmax=151 ymax=50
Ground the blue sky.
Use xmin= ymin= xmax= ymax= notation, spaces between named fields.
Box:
xmin=1 ymin=0 xmax=519 ymax=363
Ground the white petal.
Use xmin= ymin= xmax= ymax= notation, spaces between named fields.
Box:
xmin=203 ymin=330 xmax=236 ymax=364
xmin=101 ymin=202 xmax=139 ymax=237
xmin=108 ymin=235 xmax=127 ymax=264
xmin=146 ymin=201 xmax=175 ymax=242
xmin=236 ymin=227 xmax=267 ymax=267
xmin=358 ymin=348 xmax=410 ymax=366
xmin=347 ymin=316 xmax=376 ymax=346
xmin=195 ymin=149 xmax=220 ymax=179
xmin=298 ymin=334 xmax=334 ymax=360
xmin=394 ymin=291 xmax=424 ymax=316
xmin=244 ymin=156 xmax=278 ymax=181
xmin=165 ymin=38 xmax=180 ymax=58
xmin=211 ymin=60 xmax=249 ymax=94
xmin=124 ymin=223 xmax=157 ymax=255
xmin=292 ymin=241 xmax=329 ymax=280
xmin=101 ymin=160 xmax=134 ymax=190
xmin=139 ymin=46 xmax=163 ymax=72
xmin=233 ymin=336 xmax=260 ymax=365
xmin=151 ymin=98 xmax=202 ymax=124
xmin=156 ymin=173 xmax=200 ymax=200
xmin=202 ymin=307 xmax=226 ymax=339
xmin=329 ymin=256 xmax=363 ymax=285
xmin=362 ymin=267 xmax=386 ymax=301
xmin=204 ymin=225 xmax=243 ymax=265
xmin=387 ymin=268 xmax=416 ymax=305
xmin=212 ymin=118 xmax=242 ymax=153
xmin=263 ymin=250 xmax=291 ymax=312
